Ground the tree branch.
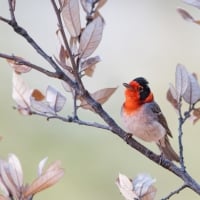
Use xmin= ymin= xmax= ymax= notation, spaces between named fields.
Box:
xmin=31 ymin=111 xmax=111 ymax=131
xmin=161 ymin=184 xmax=187 ymax=200
xmin=0 ymin=53 xmax=59 ymax=78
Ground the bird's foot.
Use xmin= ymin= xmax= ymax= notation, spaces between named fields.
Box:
xmin=158 ymin=153 xmax=166 ymax=165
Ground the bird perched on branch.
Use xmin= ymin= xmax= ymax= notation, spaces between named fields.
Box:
xmin=121 ymin=77 xmax=179 ymax=162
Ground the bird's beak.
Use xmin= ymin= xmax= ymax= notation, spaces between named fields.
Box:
xmin=123 ymin=83 xmax=132 ymax=89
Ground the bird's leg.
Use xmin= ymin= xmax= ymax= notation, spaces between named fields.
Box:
xmin=159 ymin=153 xmax=166 ymax=165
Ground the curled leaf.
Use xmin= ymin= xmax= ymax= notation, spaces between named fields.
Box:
xmin=0 ymin=160 xmax=18 ymax=199
xmin=177 ymin=8 xmax=200 ymax=25
xmin=12 ymin=72 xmax=33 ymax=115
xmin=80 ymin=0 xmax=92 ymax=14
xmin=31 ymin=86 xmax=66 ymax=114
xmin=7 ymin=57 xmax=31 ymax=74
xmin=78 ymin=16 xmax=104 ymax=59
xmin=175 ymin=64 xmax=189 ymax=100
xmin=80 ymin=56 xmax=101 ymax=77
xmin=46 ymin=86 xmax=66 ymax=112
xmin=61 ymin=69 xmax=75 ymax=93
xmin=59 ymin=45 xmax=69 ymax=67
xmin=30 ymin=98 xmax=55 ymax=115
xmin=183 ymin=73 xmax=200 ymax=104
xmin=79 ymin=87 xmax=117 ymax=111
xmin=61 ymin=0 xmax=81 ymax=37
xmin=191 ymin=108 xmax=200 ymax=124
xmin=177 ymin=8 xmax=194 ymax=22
xmin=96 ymin=0 xmax=107 ymax=11
xmin=8 ymin=154 xmax=23 ymax=189
xmin=116 ymin=173 xmax=138 ymax=200
xmin=0 ymin=179 xmax=9 ymax=198
xmin=24 ymin=161 xmax=64 ymax=198
xmin=183 ymin=0 xmax=200 ymax=9
xmin=132 ymin=173 xmax=156 ymax=200
xmin=166 ymin=83 xmax=179 ymax=110
xmin=38 ymin=157 xmax=48 ymax=177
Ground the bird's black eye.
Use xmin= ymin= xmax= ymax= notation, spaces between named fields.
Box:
xmin=138 ymin=86 xmax=143 ymax=92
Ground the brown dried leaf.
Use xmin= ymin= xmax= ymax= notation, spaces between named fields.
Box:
xmin=30 ymin=86 xmax=66 ymax=114
xmin=59 ymin=0 xmax=68 ymax=9
xmin=175 ymin=64 xmax=189 ymax=100
xmin=24 ymin=166 xmax=64 ymax=197
xmin=0 ymin=177 xmax=9 ymax=198
xmin=59 ymin=45 xmax=69 ymax=65
xmin=177 ymin=8 xmax=194 ymax=22
xmin=78 ymin=16 xmax=104 ymax=59
xmin=8 ymin=154 xmax=23 ymax=189
xmin=79 ymin=87 xmax=117 ymax=111
xmin=194 ymin=20 xmax=200 ymax=24
xmin=46 ymin=86 xmax=66 ymax=112
xmin=183 ymin=0 xmax=200 ymax=9
xmin=30 ymin=98 xmax=55 ymax=114
xmin=80 ymin=56 xmax=101 ymax=77
xmin=54 ymin=55 xmax=73 ymax=72
xmin=183 ymin=73 xmax=200 ymax=104
xmin=191 ymin=108 xmax=200 ymax=124
xmin=32 ymin=89 xmax=45 ymax=101
xmin=166 ymin=83 xmax=179 ymax=110
xmin=96 ymin=0 xmax=107 ymax=10
xmin=45 ymin=160 xmax=62 ymax=174
xmin=12 ymin=72 xmax=33 ymax=115
xmin=80 ymin=0 xmax=92 ymax=14
xmin=37 ymin=157 xmax=48 ymax=176
xmin=116 ymin=173 xmax=138 ymax=200
xmin=0 ymin=161 xmax=18 ymax=199
xmin=61 ymin=69 xmax=75 ymax=93
xmin=70 ymin=35 xmax=79 ymax=52
xmin=177 ymin=8 xmax=200 ymax=25
xmin=7 ymin=57 xmax=31 ymax=74
xmin=132 ymin=174 xmax=156 ymax=200
xmin=61 ymin=0 xmax=81 ymax=37
xmin=141 ymin=185 xmax=157 ymax=200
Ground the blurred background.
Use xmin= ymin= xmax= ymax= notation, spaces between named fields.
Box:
xmin=1 ymin=0 xmax=200 ymax=199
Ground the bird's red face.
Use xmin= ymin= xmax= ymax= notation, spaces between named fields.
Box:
xmin=123 ymin=77 xmax=154 ymax=114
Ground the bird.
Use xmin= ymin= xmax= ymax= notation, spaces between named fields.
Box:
xmin=121 ymin=77 xmax=179 ymax=162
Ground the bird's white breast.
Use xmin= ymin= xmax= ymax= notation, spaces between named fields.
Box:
xmin=121 ymin=103 xmax=166 ymax=143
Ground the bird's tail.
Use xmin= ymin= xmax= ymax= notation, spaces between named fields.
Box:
xmin=157 ymin=136 xmax=179 ymax=162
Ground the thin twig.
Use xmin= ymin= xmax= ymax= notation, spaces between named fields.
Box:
xmin=31 ymin=111 xmax=111 ymax=131
xmin=178 ymin=101 xmax=195 ymax=171
xmin=8 ymin=0 xmax=16 ymax=21
xmin=0 ymin=53 xmax=59 ymax=78
xmin=50 ymin=0 xmax=88 ymax=118
xmin=50 ymin=0 xmax=77 ymax=71
xmin=161 ymin=184 xmax=187 ymax=200
xmin=177 ymin=99 xmax=186 ymax=171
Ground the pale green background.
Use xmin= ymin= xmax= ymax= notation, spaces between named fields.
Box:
xmin=1 ymin=0 xmax=200 ymax=199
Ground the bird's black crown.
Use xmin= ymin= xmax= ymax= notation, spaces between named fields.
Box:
xmin=133 ymin=77 xmax=149 ymax=87
xmin=134 ymin=77 xmax=151 ymax=101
